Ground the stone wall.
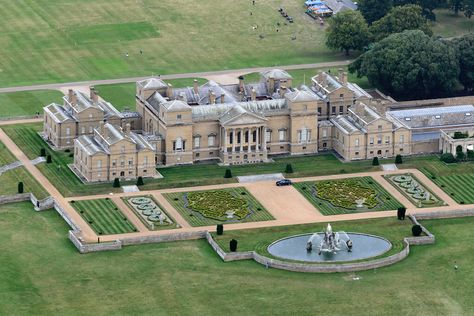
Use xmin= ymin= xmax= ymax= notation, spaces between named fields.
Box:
xmin=413 ymin=208 xmax=474 ymax=220
xmin=0 ymin=193 xmax=31 ymax=205
xmin=69 ymin=230 xmax=122 ymax=254
xmin=0 ymin=193 xmax=54 ymax=211
xmin=120 ymin=231 xmax=207 ymax=246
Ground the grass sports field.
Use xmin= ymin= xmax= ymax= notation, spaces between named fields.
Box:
xmin=293 ymin=177 xmax=403 ymax=215
xmin=0 ymin=90 xmax=63 ymax=119
xmin=70 ymin=198 xmax=137 ymax=235
xmin=1 ymin=201 xmax=473 ymax=315
xmin=0 ymin=0 xmax=344 ymax=88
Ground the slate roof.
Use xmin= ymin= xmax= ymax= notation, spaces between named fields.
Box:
xmin=138 ymin=78 xmax=168 ymax=90
xmin=44 ymin=103 xmax=74 ymax=123
xmin=260 ymin=69 xmax=292 ymax=80
xmin=285 ymin=89 xmax=320 ymax=102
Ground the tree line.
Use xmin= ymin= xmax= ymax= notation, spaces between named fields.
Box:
xmin=325 ymin=1 xmax=474 ymax=100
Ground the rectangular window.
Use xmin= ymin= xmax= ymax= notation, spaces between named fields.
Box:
xmin=385 ymin=136 xmax=390 ymax=144
xmin=112 ymin=160 xmax=116 ymax=167
xmin=177 ymin=114 xmax=182 ymax=119
xmin=355 ymin=138 xmax=359 ymax=147
xmin=399 ymin=135 xmax=404 ymax=144
xmin=322 ymin=128 xmax=327 ymax=138
xmin=194 ymin=137 xmax=200 ymax=148
xmin=208 ymin=135 xmax=215 ymax=147
xmin=89 ymin=126 xmax=93 ymax=133
xmin=97 ymin=160 xmax=102 ymax=169
xmin=377 ymin=137 xmax=382 ymax=145
xmin=66 ymin=128 xmax=70 ymax=135
xmin=369 ymin=138 xmax=374 ymax=145
xmin=378 ymin=125 xmax=382 ymax=132
xmin=129 ymin=159 xmax=133 ymax=165
xmin=339 ymin=105 xmax=344 ymax=113
xmin=355 ymin=152 xmax=359 ymax=155
xmin=318 ymin=107 xmax=322 ymax=114
xmin=279 ymin=130 xmax=285 ymax=142
xmin=81 ymin=127 xmax=85 ymax=134
xmin=144 ymin=156 xmax=148 ymax=165
xmin=265 ymin=131 xmax=271 ymax=142
xmin=332 ymin=106 xmax=336 ymax=114
xmin=121 ymin=146 xmax=125 ymax=153
xmin=339 ymin=93 xmax=344 ymax=98
xmin=120 ymin=159 xmax=125 ymax=166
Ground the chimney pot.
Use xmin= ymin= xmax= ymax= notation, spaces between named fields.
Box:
xmin=166 ymin=83 xmax=173 ymax=98
xmin=221 ymin=93 xmax=225 ymax=104
xmin=193 ymin=79 xmax=199 ymax=95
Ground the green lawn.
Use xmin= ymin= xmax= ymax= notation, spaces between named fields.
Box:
xmin=0 ymin=141 xmax=48 ymax=199
xmin=0 ymin=90 xmax=64 ymax=119
xmin=0 ymin=0 xmax=345 ymax=88
xmin=294 ymin=177 xmax=403 ymax=215
xmin=70 ymin=198 xmax=137 ymax=235
xmin=165 ymin=187 xmax=273 ymax=227
xmin=431 ymin=9 xmax=474 ymax=38
xmin=1 ymin=202 xmax=474 ymax=315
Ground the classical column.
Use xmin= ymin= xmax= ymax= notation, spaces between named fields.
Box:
xmin=248 ymin=128 xmax=252 ymax=153
xmin=224 ymin=128 xmax=228 ymax=153
xmin=263 ymin=126 xmax=268 ymax=152
xmin=232 ymin=128 xmax=236 ymax=153
xmin=239 ymin=129 xmax=243 ymax=152
xmin=256 ymin=126 xmax=259 ymax=151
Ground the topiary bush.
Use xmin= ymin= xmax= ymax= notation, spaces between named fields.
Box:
xmin=456 ymin=151 xmax=466 ymax=161
xmin=224 ymin=168 xmax=232 ymax=178
xmin=285 ymin=163 xmax=294 ymax=173
xmin=40 ymin=148 xmax=46 ymax=157
xmin=136 ymin=176 xmax=144 ymax=186
xmin=113 ymin=178 xmax=120 ymax=188
xmin=372 ymin=157 xmax=379 ymax=166
xmin=397 ymin=207 xmax=406 ymax=220
xmin=229 ymin=239 xmax=238 ymax=252
xmin=395 ymin=154 xmax=403 ymax=164
xmin=440 ymin=153 xmax=456 ymax=163
xmin=17 ymin=182 xmax=24 ymax=194
xmin=216 ymin=224 xmax=224 ymax=235
xmin=46 ymin=155 xmax=52 ymax=163
xmin=412 ymin=224 xmax=422 ymax=236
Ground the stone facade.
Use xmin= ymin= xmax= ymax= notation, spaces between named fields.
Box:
xmin=73 ymin=122 xmax=156 ymax=182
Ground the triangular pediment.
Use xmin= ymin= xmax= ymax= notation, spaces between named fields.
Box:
xmin=223 ymin=112 xmax=267 ymax=126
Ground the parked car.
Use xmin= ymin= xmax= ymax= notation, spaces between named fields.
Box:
xmin=276 ymin=179 xmax=292 ymax=186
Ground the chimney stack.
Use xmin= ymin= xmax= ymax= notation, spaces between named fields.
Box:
xmin=69 ymin=89 xmax=77 ymax=106
xmin=166 ymin=83 xmax=173 ymax=98
xmin=90 ymin=87 xmax=98 ymax=104
xmin=178 ymin=92 xmax=185 ymax=101
xmin=193 ymin=79 xmax=199 ymax=95
xmin=342 ymin=72 xmax=348 ymax=85
xmin=221 ymin=93 xmax=225 ymax=104
xmin=251 ymin=88 xmax=257 ymax=101
xmin=238 ymin=75 xmax=245 ymax=92
xmin=99 ymin=120 xmax=105 ymax=135
xmin=279 ymin=85 xmax=287 ymax=98
xmin=102 ymin=121 xmax=108 ymax=138
xmin=209 ymin=90 xmax=216 ymax=104
xmin=124 ymin=123 xmax=131 ymax=135
xmin=338 ymin=68 xmax=343 ymax=81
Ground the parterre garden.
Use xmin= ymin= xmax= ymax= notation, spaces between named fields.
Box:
xmin=164 ymin=187 xmax=273 ymax=226
xmin=123 ymin=196 xmax=176 ymax=230
xmin=294 ymin=177 xmax=403 ymax=215
xmin=385 ymin=174 xmax=445 ymax=208
xmin=71 ymin=198 xmax=137 ymax=235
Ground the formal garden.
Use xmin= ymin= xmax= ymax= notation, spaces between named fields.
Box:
xmin=70 ymin=198 xmax=137 ymax=235
xmin=123 ymin=195 xmax=176 ymax=230
xmin=164 ymin=188 xmax=273 ymax=226
xmin=385 ymin=174 xmax=445 ymax=208
xmin=294 ymin=177 xmax=403 ymax=215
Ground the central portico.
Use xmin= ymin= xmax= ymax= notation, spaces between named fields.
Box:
xmin=219 ymin=105 xmax=268 ymax=165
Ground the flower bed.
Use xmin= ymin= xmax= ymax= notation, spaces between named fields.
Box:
xmin=164 ymin=187 xmax=274 ymax=227
xmin=294 ymin=177 xmax=402 ymax=215
xmin=124 ymin=196 xmax=176 ymax=230
xmin=385 ymin=174 xmax=445 ymax=208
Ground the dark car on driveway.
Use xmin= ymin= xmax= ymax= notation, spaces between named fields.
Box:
xmin=276 ymin=179 xmax=292 ymax=186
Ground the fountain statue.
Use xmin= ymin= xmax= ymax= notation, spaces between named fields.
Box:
xmin=306 ymin=223 xmax=353 ymax=255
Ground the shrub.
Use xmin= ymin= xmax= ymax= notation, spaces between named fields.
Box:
xmin=17 ymin=182 xmax=24 ymax=194
xmin=395 ymin=154 xmax=403 ymax=164
xmin=397 ymin=207 xmax=406 ymax=220
xmin=453 ymin=131 xmax=468 ymax=139
xmin=440 ymin=153 xmax=456 ymax=163
xmin=46 ymin=155 xmax=52 ymax=163
xmin=216 ymin=224 xmax=224 ymax=235
xmin=412 ymin=224 xmax=422 ymax=236
xmin=340 ymin=169 xmax=346 ymax=174
xmin=372 ymin=157 xmax=379 ymax=166
xmin=285 ymin=163 xmax=294 ymax=173
xmin=65 ymin=149 xmax=70 ymax=153
xmin=68 ymin=153 xmax=74 ymax=158
xmin=229 ymin=239 xmax=238 ymax=252
xmin=456 ymin=151 xmax=466 ymax=161
xmin=136 ymin=176 xmax=144 ymax=186
xmin=224 ymin=168 xmax=232 ymax=178
xmin=468 ymin=150 xmax=474 ymax=159
xmin=40 ymin=148 xmax=46 ymax=157
xmin=113 ymin=178 xmax=120 ymax=188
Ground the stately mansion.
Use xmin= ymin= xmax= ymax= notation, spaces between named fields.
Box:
xmin=43 ymin=69 xmax=474 ymax=182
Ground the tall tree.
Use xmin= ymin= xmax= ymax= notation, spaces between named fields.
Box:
xmin=358 ymin=0 xmax=393 ymax=24
xmin=464 ymin=0 xmax=474 ymax=18
xmin=453 ymin=34 xmax=474 ymax=91
xmin=393 ymin=0 xmax=446 ymax=20
xmin=326 ymin=10 xmax=371 ymax=55
xmin=448 ymin=0 xmax=464 ymax=15
xmin=349 ymin=30 xmax=460 ymax=100
xmin=370 ymin=5 xmax=432 ymax=41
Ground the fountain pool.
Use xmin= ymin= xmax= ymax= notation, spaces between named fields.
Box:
xmin=267 ymin=233 xmax=392 ymax=263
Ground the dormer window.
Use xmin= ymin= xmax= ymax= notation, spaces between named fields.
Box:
xmin=466 ymin=113 xmax=471 ymax=116
xmin=435 ymin=115 xmax=441 ymax=119
xmin=177 ymin=114 xmax=182 ymax=120
xmin=405 ymin=117 xmax=411 ymax=121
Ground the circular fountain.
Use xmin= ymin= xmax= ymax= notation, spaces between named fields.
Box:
xmin=267 ymin=224 xmax=392 ymax=263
